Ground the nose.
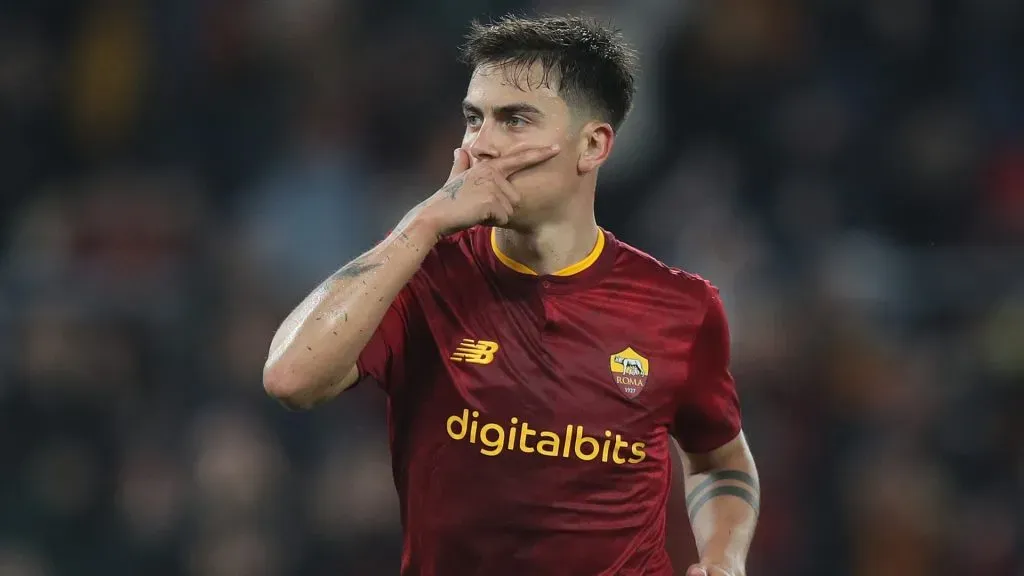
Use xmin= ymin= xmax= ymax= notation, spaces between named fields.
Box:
xmin=467 ymin=124 xmax=499 ymax=163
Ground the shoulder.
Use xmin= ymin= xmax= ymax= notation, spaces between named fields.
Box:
xmin=610 ymin=236 xmax=719 ymax=306
xmin=421 ymin=227 xmax=482 ymax=266
xmin=410 ymin=226 xmax=487 ymax=287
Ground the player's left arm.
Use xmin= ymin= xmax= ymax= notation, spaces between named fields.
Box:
xmin=671 ymin=285 xmax=759 ymax=576
xmin=678 ymin=433 xmax=759 ymax=576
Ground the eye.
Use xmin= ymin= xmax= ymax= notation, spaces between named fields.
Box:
xmin=506 ymin=116 xmax=528 ymax=128
xmin=464 ymin=114 xmax=482 ymax=128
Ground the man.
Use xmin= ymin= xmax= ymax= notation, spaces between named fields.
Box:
xmin=264 ymin=15 xmax=759 ymax=576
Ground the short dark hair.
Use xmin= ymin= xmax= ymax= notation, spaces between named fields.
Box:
xmin=459 ymin=15 xmax=638 ymax=130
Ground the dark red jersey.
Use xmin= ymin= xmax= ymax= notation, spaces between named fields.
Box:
xmin=356 ymin=225 xmax=741 ymax=576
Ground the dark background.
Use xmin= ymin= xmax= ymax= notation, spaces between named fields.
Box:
xmin=0 ymin=0 xmax=1021 ymax=574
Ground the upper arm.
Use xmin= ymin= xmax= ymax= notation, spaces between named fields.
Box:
xmin=671 ymin=284 xmax=742 ymax=454
xmin=679 ymin=430 xmax=750 ymax=477
xmin=355 ymin=283 xmax=425 ymax=395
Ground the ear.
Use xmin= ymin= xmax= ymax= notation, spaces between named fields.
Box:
xmin=577 ymin=122 xmax=615 ymax=174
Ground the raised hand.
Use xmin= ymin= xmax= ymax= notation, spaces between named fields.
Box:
xmin=421 ymin=143 xmax=559 ymax=237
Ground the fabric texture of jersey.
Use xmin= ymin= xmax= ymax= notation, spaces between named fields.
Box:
xmin=356 ymin=225 xmax=741 ymax=576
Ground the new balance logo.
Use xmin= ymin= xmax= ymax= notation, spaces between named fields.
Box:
xmin=450 ymin=339 xmax=500 ymax=365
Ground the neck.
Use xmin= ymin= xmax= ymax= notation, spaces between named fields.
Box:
xmin=494 ymin=211 xmax=600 ymax=276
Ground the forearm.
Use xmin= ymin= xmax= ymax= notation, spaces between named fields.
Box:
xmin=684 ymin=436 xmax=760 ymax=574
xmin=263 ymin=209 xmax=438 ymax=406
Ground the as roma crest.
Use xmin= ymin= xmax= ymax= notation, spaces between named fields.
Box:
xmin=609 ymin=347 xmax=649 ymax=399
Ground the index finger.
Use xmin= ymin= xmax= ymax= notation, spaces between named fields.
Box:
xmin=493 ymin=144 xmax=560 ymax=177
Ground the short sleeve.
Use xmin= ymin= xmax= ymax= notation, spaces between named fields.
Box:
xmin=355 ymin=283 xmax=423 ymax=395
xmin=671 ymin=286 xmax=742 ymax=453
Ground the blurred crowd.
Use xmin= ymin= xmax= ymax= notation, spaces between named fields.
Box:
xmin=0 ymin=0 xmax=1021 ymax=574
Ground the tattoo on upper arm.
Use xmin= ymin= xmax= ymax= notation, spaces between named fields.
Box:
xmin=686 ymin=469 xmax=760 ymax=521
xmin=331 ymin=259 xmax=382 ymax=280
xmin=441 ymin=177 xmax=465 ymax=200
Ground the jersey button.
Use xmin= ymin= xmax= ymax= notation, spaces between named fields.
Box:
xmin=542 ymin=280 xmax=551 ymax=288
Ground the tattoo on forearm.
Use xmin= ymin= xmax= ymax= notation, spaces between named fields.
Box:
xmin=331 ymin=259 xmax=382 ymax=280
xmin=442 ymin=177 xmax=465 ymax=200
xmin=686 ymin=469 xmax=760 ymax=521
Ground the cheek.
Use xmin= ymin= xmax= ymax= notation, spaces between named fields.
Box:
xmin=508 ymin=162 xmax=567 ymax=198
xmin=545 ymin=150 xmax=577 ymax=178
xmin=507 ymin=168 xmax=545 ymax=195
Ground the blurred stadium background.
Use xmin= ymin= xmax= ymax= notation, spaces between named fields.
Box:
xmin=0 ymin=0 xmax=1022 ymax=574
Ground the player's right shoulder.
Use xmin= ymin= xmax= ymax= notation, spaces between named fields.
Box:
xmin=424 ymin=227 xmax=477 ymax=260
xmin=414 ymin=226 xmax=482 ymax=281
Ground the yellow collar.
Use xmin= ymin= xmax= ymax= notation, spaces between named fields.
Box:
xmin=490 ymin=227 xmax=605 ymax=277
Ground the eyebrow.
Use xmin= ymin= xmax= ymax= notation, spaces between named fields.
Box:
xmin=462 ymin=100 xmax=544 ymax=117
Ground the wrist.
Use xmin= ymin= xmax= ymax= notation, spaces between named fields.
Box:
xmin=395 ymin=208 xmax=443 ymax=248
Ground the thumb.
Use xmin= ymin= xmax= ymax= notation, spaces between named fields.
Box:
xmin=686 ymin=566 xmax=709 ymax=576
xmin=449 ymin=148 xmax=470 ymax=180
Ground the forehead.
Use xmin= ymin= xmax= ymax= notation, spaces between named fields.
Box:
xmin=465 ymin=62 xmax=567 ymax=113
